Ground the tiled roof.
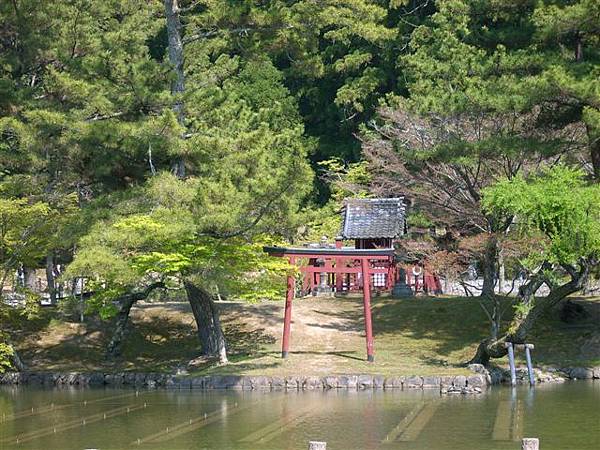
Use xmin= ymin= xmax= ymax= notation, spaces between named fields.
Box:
xmin=341 ymin=198 xmax=406 ymax=239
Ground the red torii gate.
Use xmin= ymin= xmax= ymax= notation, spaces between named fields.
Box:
xmin=263 ymin=246 xmax=396 ymax=362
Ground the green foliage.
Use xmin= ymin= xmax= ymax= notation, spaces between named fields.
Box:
xmin=0 ymin=341 xmax=13 ymax=373
xmin=533 ymin=0 xmax=600 ymax=46
xmin=318 ymin=158 xmax=371 ymax=201
xmin=299 ymin=201 xmax=343 ymax=244
xmin=296 ymin=157 xmax=372 ymax=243
xmin=66 ymin=166 xmax=303 ymax=317
xmin=483 ymin=166 xmax=600 ymax=267
xmin=0 ymin=199 xmax=50 ymax=269
xmin=177 ymin=0 xmax=434 ymax=185
xmin=408 ymin=212 xmax=433 ymax=228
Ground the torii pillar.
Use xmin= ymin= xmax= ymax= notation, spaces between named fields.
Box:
xmin=361 ymin=258 xmax=375 ymax=362
xmin=281 ymin=256 xmax=375 ymax=362
xmin=264 ymin=246 xmax=389 ymax=363
xmin=281 ymin=257 xmax=295 ymax=358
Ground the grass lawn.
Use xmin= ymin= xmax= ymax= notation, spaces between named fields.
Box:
xmin=14 ymin=295 xmax=600 ymax=376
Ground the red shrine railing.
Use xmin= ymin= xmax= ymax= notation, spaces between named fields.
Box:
xmin=263 ymin=246 xmax=397 ymax=362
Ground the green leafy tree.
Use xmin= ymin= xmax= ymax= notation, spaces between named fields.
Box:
xmin=67 ymin=52 xmax=313 ymax=362
xmin=0 ymin=197 xmax=64 ymax=371
xmin=0 ymin=0 xmax=171 ymax=192
xmin=470 ymin=166 xmax=599 ymax=364
xmin=359 ymin=0 xmax=595 ymax=338
xmin=67 ymin=174 xmax=300 ymax=362
xmin=1 ymin=0 xmax=174 ymax=308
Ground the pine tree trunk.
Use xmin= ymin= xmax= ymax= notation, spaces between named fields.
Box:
xmin=106 ymin=295 xmax=137 ymax=358
xmin=105 ymin=282 xmax=165 ymax=358
xmin=478 ymin=235 xmax=502 ymax=339
xmin=575 ymin=33 xmax=583 ymax=62
xmin=164 ymin=0 xmax=186 ymax=178
xmin=498 ymin=249 xmax=505 ymax=294
xmin=184 ymin=281 xmax=228 ymax=364
xmin=469 ymin=262 xmax=590 ymax=365
xmin=480 ymin=235 xmax=498 ymax=299
xmin=23 ymin=267 xmax=37 ymax=291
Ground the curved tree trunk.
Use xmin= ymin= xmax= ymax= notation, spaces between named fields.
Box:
xmin=184 ymin=281 xmax=228 ymax=364
xmin=469 ymin=261 xmax=590 ymax=365
xmin=106 ymin=282 xmax=165 ymax=358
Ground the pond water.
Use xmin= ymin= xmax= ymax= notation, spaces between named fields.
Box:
xmin=0 ymin=382 xmax=598 ymax=450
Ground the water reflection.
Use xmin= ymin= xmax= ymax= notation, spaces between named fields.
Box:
xmin=0 ymin=382 xmax=597 ymax=450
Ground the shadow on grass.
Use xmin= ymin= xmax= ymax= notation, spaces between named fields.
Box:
xmin=332 ymin=295 xmax=599 ymax=368
xmin=221 ymin=318 xmax=277 ymax=357
xmin=526 ymin=296 xmax=600 ymax=367
xmin=195 ymin=358 xmax=282 ymax=375
xmin=302 ymin=296 xmax=508 ymax=362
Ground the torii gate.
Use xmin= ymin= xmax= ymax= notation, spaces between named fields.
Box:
xmin=263 ymin=246 xmax=396 ymax=362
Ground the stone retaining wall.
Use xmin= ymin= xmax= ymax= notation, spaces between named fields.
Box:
xmin=1 ymin=366 xmax=597 ymax=390
xmin=481 ymin=364 xmax=600 ymax=385
xmin=0 ymin=372 xmax=487 ymax=390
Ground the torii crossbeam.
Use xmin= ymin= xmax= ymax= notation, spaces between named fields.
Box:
xmin=263 ymin=246 xmax=396 ymax=362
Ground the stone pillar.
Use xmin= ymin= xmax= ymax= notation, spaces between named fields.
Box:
xmin=524 ymin=344 xmax=535 ymax=386
xmin=316 ymin=237 xmax=332 ymax=295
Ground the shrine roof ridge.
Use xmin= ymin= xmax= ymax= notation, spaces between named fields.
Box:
xmin=263 ymin=246 xmax=395 ymax=257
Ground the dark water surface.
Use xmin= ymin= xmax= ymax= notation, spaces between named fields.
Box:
xmin=0 ymin=382 xmax=598 ymax=450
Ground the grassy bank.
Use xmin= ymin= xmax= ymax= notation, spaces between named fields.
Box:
xmin=13 ymin=295 xmax=600 ymax=376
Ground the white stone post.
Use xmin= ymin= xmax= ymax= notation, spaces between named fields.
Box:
xmin=522 ymin=438 xmax=539 ymax=450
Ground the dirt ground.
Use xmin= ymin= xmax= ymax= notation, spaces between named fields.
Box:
xmin=15 ymin=295 xmax=600 ymax=376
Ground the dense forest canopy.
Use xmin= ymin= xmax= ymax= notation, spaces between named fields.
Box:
xmin=0 ymin=0 xmax=598 ymax=368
